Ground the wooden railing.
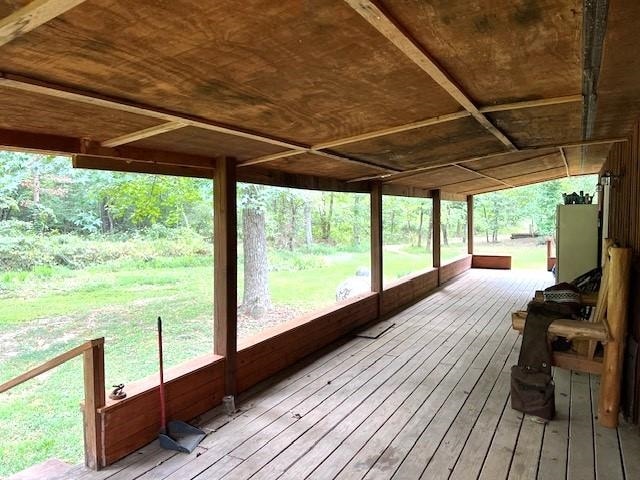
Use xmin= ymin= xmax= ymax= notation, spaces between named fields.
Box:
xmin=0 ymin=338 xmax=106 ymax=470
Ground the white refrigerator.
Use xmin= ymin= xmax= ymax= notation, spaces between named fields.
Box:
xmin=555 ymin=204 xmax=599 ymax=283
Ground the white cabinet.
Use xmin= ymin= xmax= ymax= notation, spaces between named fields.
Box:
xmin=555 ymin=204 xmax=599 ymax=283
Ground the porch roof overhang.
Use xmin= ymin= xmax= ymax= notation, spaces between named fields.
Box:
xmin=0 ymin=0 xmax=637 ymax=195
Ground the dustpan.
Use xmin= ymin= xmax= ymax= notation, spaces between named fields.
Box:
xmin=157 ymin=316 xmax=206 ymax=453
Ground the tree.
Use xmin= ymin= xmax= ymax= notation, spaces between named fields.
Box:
xmin=238 ymin=184 xmax=271 ymax=318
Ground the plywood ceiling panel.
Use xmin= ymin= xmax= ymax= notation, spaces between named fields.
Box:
xmin=487 ymin=102 xmax=582 ymax=148
xmin=128 ymin=127 xmax=285 ymax=161
xmin=388 ymin=166 xmax=478 ymax=189
xmin=0 ymin=0 xmax=460 ymax=145
xmin=334 ymin=117 xmax=505 ymax=170
xmin=563 ymin=144 xmax=612 ymax=175
xmin=479 ymin=153 xmax=565 ymax=179
xmin=262 ymin=153 xmax=384 ymax=181
xmin=466 ymin=148 xmax=559 ymax=170
xmin=0 ymin=87 xmax=163 ymax=141
xmin=380 ymin=0 xmax=582 ymax=105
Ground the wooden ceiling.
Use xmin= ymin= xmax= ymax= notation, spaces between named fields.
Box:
xmin=0 ymin=0 xmax=637 ymax=196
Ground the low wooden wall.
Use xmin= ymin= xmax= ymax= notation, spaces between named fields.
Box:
xmin=380 ymin=268 xmax=438 ymax=316
xmin=440 ymin=255 xmax=473 ymax=284
xmin=98 ymin=293 xmax=378 ymax=464
xmin=98 ymin=354 xmax=226 ymax=465
xmin=97 ymin=259 xmax=477 ymax=465
xmin=471 ymin=254 xmax=512 ymax=270
xmin=236 ymin=293 xmax=378 ymax=392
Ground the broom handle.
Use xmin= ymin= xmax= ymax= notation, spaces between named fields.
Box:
xmin=158 ymin=316 xmax=167 ymax=432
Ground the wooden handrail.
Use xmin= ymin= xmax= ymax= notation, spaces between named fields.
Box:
xmin=0 ymin=338 xmax=103 ymax=394
xmin=0 ymin=337 xmax=106 ymax=469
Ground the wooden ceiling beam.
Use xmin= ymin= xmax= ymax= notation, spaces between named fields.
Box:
xmin=73 ymin=155 xmax=214 ymax=179
xmin=453 ymin=164 xmax=513 ymax=188
xmin=0 ymin=128 xmax=216 ymax=168
xmin=350 ymin=137 xmax=627 ymax=184
xmin=101 ymin=121 xmax=186 ymax=147
xmin=240 ymin=94 xmax=581 ymax=168
xmin=559 ymin=147 xmax=570 ymax=177
xmin=0 ymin=72 xmax=307 ymax=151
xmin=344 ymin=0 xmax=517 ymax=152
xmin=0 ymin=0 xmax=87 ymax=47
xmin=479 ymin=94 xmax=583 ymax=113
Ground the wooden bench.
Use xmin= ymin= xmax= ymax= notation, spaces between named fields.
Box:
xmin=511 ymin=244 xmax=631 ymax=427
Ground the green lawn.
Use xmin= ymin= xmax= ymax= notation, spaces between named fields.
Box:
xmin=0 ymin=241 xmax=546 ymax=475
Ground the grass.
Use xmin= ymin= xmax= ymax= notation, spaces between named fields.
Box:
xmin=0 ymin=239 xmax=546 ymax=476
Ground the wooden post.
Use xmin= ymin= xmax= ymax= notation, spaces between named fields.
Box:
xmin=467 ymin=195 xmax=474 ymax=255
xmin=371 ymin=181 xmax=383 ymax=315
xmin=83 ymin=338 xmax=105 ymax=470
xmin=214 ymin=157 xmax=238 ymax=396
xmin=432 ymin=189 xmax=442 ymax=283
xmin=598 ymin=247 xmax=632 ymax=428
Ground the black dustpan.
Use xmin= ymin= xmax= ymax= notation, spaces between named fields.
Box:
xmin=157 ymin=317 xmax=206 ymax=453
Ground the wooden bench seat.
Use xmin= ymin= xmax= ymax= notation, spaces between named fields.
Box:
xmin=511 ymin=311 xmax=607 ymax=342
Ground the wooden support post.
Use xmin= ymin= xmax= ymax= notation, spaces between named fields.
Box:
xmin=214 ymin=157 xmax=238 ymax=396
xmin=371 ymin=182 xmax=383 ymax=315
xmin=83 ymin=338 xmax=105 ymax=470
xmin=598 ymin=247 xmax=632 ymax=428
xmin=467 ymin=195 xmax=474 ymax=255
xmin=432 ymin=189 xmax=442 ymax=284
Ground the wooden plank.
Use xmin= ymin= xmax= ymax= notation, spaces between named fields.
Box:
xmin=344 ymin=0 xmax=517 ymax=152
xmin=73 ymin=155 xmax=214 ymax=180
xmin=101 ymin=122 xmax=186 ymax=148
xmin=214 ymin=158 xmax=238 ymax=395
xmin=361 ymin=138 xmax=628 ymax=184
xmin=568 ymin=371 xmax=595 ymax=480
xmin=0 ymin=0 xmax=86 ymax=47
xmin=313 ymin=111 xmax=470 ymax=150
xmin=454 ymin=164 xmax=513 ymax=187
xmin=507 ymin=410 xmax=545 ymax=479
xmin=479 ymin=94 xmax=583 ymax=113
xmin=467 ymin=195 xmax=473 ymax=255
xmin=560 ymin=147 xmax=570 ymax=177
xmin=83 ymin=339 xmax=106 ymax=470
xmin=472 ymin=255 xmax=512 ymax=270
xmin=590 ymin=375 xmax=624 ymax=480
xmin=0 ymin=339 xmax=94 ymax=393
xmin=618 ymin=421 xmax=640 ymax=480
xmin=246 ymin=272 xmax=529 ymax=479
xmin=552 ymin=352 xmax=603 ymax=375
xmin=237 ymin=150 xmax=304 ymax=167
xmin=0 ymin=72 xmax=307 ymax=151
xmin=532 ymin=368 xmax=570 ymax=480
xmin=511 ymin=312 xmax=607 ymax=342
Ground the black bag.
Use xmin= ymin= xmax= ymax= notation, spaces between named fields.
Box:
xmin=510 ymin=366 xmax=555 ymax=420
xmin=510 ymin=302 xmax=571 ymax=421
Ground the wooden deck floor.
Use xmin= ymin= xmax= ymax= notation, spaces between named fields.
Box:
xmin=68 ymin=269 xmax=640 ymax=480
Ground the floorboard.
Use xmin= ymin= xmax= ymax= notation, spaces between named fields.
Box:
xmin=65 ymin=269 xmax=639 ymax=480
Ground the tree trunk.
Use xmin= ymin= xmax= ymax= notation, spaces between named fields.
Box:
xmin=442 ymin=223 xmax=449 ymax=246
xmin=241 ymin=193 xmax=271 ymax=318
xmin=352 ymin=195 xmax=361 ymax=246
xmin=32 ymin=164 xmax=40 ymax=204
xmin=417 ymin=205 xmax=424 ymax=248
xmin=426 ymin=214 xmax=432 ymax=252
xmin=325 ymin=192 xmax=334 ymax=242
xmin=304 ymin=199 xmax=312 ymax=247
xmin=287 ymin=199 xmax=297 ymax=251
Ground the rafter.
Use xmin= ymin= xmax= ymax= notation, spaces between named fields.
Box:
xmin=344 ymin=0 xmax=517 ymax=151
xmin=239 ymin=94 xmax=581 ymax=167
xmin=347 ymin=137 xmax=627 ymax=184
xmin=101 ymin=121 xmax=186 ymax=147
xmin=0 ymin=128 xmax=216 ymax=168
xmin=559 ymin=147 xmax=570 ymax=177
xmin=0 ymin=72 xmax=307 ymax=151
xmin=0 ymin=0 xmax=87 ymax=47
xmin=453 ymin=164 xmax=513 ymax=188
